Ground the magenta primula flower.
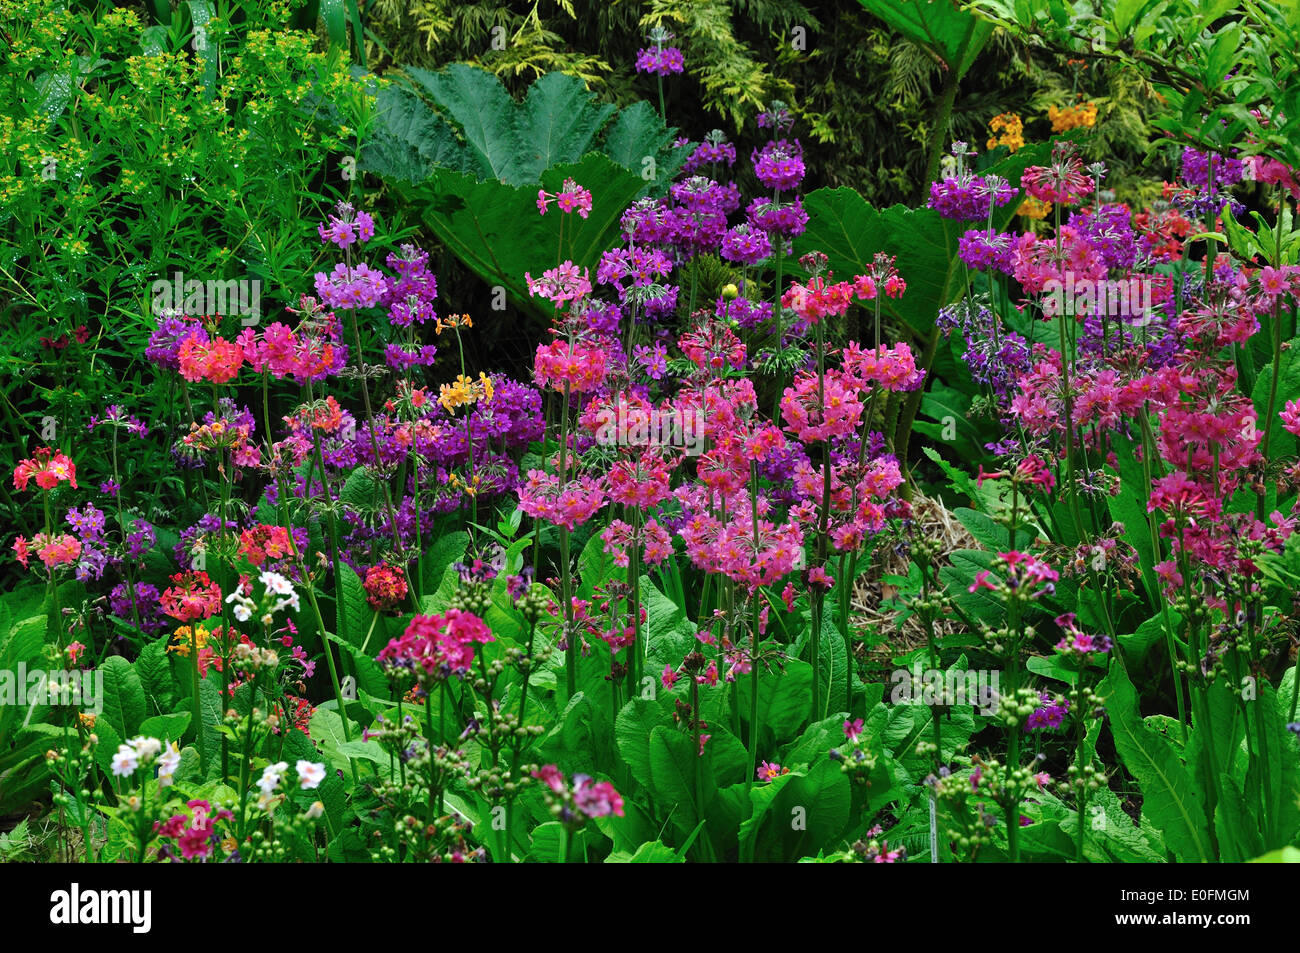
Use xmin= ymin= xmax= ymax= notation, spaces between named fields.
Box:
xmin=635 ymin=45 xmax=684 ymax=75
xmin=532 ymin=765 xmax=625 ymax=826
xmin=977 ymin=551 xmax=1060 ymax=597
xmin=601 ymin=518 xmax=674 ymax=567
xmin=1054 ymin=613 xmax=1113 ymax=658
xmin=1281 ymin=399 xmax=1300 ymax=438
xmin=683 ymin=133 xmax=737 ymax=173
xmin=752 ymin=139 xmax=805 ymax=192
xmin=314 ymin=262 xmax=387 ymax=310
xmin=318 ymin=202 xmax=375 ymax=249
xmin=377 ymin=608 xmax=494 ymax=679
xmin=537 ymin=178 xmax=593 ymax=218
xmin=517 ymin=470 xmax=607 ymax=531
xmin=720 ymin=224 xmax=773 ymax=265
xmin=679 ymin=501 xmax=805 ymax=591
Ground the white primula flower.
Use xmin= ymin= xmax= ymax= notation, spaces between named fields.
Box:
xmin=296 ymin=760 xmax=326 ymax=789
xmin=274 ymin=593 xmax=301 ymax=614
xmin=157 ymin=741 xmax=181 ymax=786
xmin=110 ymin=745 xmax=139 ymax=777
xmin=259 ymin=571 xmax=295 ymax=596
xmin=233 ymin=603 xmax=252 ymax=622
xmin=129 ymin=736 xmax=162 ymax=762
xmin=257 ymin=760 xmax=289 ymax=796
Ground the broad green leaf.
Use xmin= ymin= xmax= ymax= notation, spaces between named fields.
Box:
xmin=606 ymin=840 xmax=683 ymax=863
xmin=134 ymin=635 xmax=176 ymax=717
xmin=139 ymin=712 xmax=190 ymax=744
xmin=309 ymin=708 xmax=359 ymax=775
xmin=856 ymin=0 xmax=995 ymax=79
xmin=648 ymin=725 xmax=706 ymax=824
xmin=100 ymin=656 xmax=146 ymax=739
xmin=1101 ymin=655 xmax=1213 ymax=862
xmin=740 ymin=760 xmax=852 ymax=862
xmin=951 ymin=507 xmax=1010 ymax=552
xmin=737 ymin=658 xmax=814 ymax=749
xmin=1252 ymin=336 xmax=1300 ymax=462
xmin=615 ymin=697 xmax=672 ymax=788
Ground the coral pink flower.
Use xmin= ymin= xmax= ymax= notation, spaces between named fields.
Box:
xmin=363 ymin=564 xmax=408 ymax=612
xmin=525 ymin=261 xmax=592 ymax=307
xmin=781 ymin=275 xmax=856 ymax=324
xmin=1020 ymin=141 xmax=1094 ymax=205
xmin=780 ymin=370 xmax=864 ymax=443
xmin=13 ymin=447 xmax=77 ymax=491
xmin=160 ymin=570 xmax=223 ymax=623
xmin=517 ymin=470 xmax=607 ymax=530
xmin=29 ymin=533 xmax=81 ymax=569
xmin=534 ymin=339 xmax=609 ymax=394
xmin=177 ymin=334 xmax=244 ymax=384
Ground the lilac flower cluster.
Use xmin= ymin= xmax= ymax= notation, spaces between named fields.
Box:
xmin=745 ymin=196 xmax=808 ymax=237
xmin=581 ymin=300 xmax=623 ymax=337
xmin=957 ymin=229 xmax=1016 ymax=273
xmin=318 ymin=203 xmax=376 ymax=248
xmin=385 ymin=343 xmax=439 ymax=370
xmin=618 ymin=176 xmax=740 ymax=264
xmin=682 ymin=132 xmax=737 ymax=174
xmin=936 ymin=299 xmax=1032 ymax=398
xmin=61 ymin=505 xmax=157 ymax=583
xmin=1179 ymin=147 xmax=1246 ymax=190
xmin=752 ymin=139 xmax=806 ymax=192
xmin=929 ymin=175 xmax=1018 ymax=221
xmin=720 ymin=224 xmax=772 ymax=265
xmin=66 ymin=504 xmax=106 ymax=541
xmin=758 ymin=438 xmax=811 ymax=505
xmin=1025 ymin=692 xmax=1070 ymax=731
xmin=110 ymin=582 xmax=168 ymax=634
xmin=125 ymin=518 xmax=156 ymax=559
xmin=928 ymin=146 xmax=1017 ymax=221
xmin=1067 ymin=203 xmax=1140 ymax=270
xmin=146 ymin=316 xmax=207 ymax=369
xmin=384 ymin=245 xmax=439 ymax=328
xmin=633 ymin=342 xmax=669 ymax=381
xmin=756 ymin=101 xmax=794 ymax=134
xmin=174 ymin=514 xmax=243 ymax=567
xmin=314 ymin=262 xmax=387 ymax=310
xmin=635 ymin=46 xmax=684 ymax=75
xmin=716 ymin=294 xmax=774 ymax=332
xmin=88 ymin=405 xmax=149 ymax=438
xmin=596 ymin=246 xmax=674 ymax=294
xmin=830 ymin=431 xmax=889 ymax=470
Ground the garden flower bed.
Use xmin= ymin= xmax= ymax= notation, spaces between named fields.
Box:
xmin=2 ymin=0 xmax=1300 ymax=879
